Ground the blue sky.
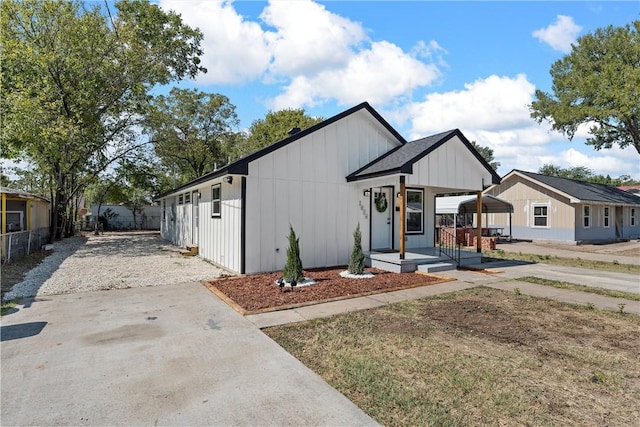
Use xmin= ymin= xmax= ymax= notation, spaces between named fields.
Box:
xmin=163 ymin=1 xmax=638 ymax=178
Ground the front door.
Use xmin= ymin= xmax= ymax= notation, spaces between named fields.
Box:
xmin=371 ymin=187 xmax=393 ymax=250
xmin=192 ymin=191 xmax=199 ymax=245
xmin=615 ymin=207 xmax=623 ymax=238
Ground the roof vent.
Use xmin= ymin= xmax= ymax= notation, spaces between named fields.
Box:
xmin=288 ymin=127 xmax=301 ymax=135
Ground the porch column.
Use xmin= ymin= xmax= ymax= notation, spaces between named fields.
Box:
xmin=399 ymin=176 xmax=406 ymax=260
xmin=27 ymin=199 xmax=32 ymax=230
xmin=476 ymin=191 xmax=482 ymax=253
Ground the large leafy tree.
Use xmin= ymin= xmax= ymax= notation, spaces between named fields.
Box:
xmin=530 ymin=21 xmax=640 ymax=154
xmin=470 ymin=141 xmax=500 ymax=171
xmin=538 ymin=163 xmax=639 ymax=186
xmin=1 ymin=0 xmax=205 ymax=240
xmin=241 ymin=108 xmax=323 ymax=157
xmin=144 ymin=88 xmax=239 ymax=182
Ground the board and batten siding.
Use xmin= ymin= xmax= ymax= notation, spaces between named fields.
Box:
xmin=485 ymin=176 xmax=576 ymax=242
xmin=244 ymin=111 xmax=401 ymax=274
xmin=406 ymin=136 xmax=495 ymax=193
xmin=160 ymin=179 xmax=242 ymax=273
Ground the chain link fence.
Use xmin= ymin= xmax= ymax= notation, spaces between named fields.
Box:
xmin=1 ymin=227 xmax=50 ymax=264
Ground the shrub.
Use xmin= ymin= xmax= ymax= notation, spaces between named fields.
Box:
xmin=348 ymin=223 xmax=365 ymax=275
xmin=283 ymin=225 xmax=304 ymax=282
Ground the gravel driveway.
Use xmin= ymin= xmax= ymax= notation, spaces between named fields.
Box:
xmin=3 ymin=232 xmax=223 ymax=300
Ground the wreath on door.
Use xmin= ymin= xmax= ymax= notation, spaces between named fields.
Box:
xmin=374 ymin=193 xmax=388 ymax=213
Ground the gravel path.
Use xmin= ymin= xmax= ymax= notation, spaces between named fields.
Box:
xmin=3 ymin=232 xmax=223 ymax=301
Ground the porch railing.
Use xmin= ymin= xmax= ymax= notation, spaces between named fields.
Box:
xmin=438 ymin=227 xmax=460 ymax=267
xmin=1 ymin=227 xmax=50 ymax=264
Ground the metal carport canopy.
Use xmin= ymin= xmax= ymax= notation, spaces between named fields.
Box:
xmin=436 ymin=194 xmax=514 ymax=214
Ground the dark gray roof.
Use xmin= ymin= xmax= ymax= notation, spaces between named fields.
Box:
xmin=516 ymin=170 xmax=640 ymax=205
xmin=346 ymin=129 xmax=501 ymax=184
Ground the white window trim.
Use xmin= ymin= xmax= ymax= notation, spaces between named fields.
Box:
xmin=631 ymin=208 xmax=636 ymax=227
xmin=582 ymin=205 xmax=590 ymax=229
xmin=531 ymin=203 xmax=550 ymax=228
xmin=405 ymin=188 xmax=424 ymax=235
xmin=211 ymin=183 xmax=221 ymax=218
xmin=184 ymin=192 xmax=191 ymax=204
xmin=178 ymin=194 xmax=183 ymax=205
xmin=603 ymin=206 xmax=610 ymax=228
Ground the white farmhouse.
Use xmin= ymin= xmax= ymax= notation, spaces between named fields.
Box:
xmin=156 ymin=102 xmax=500 ymax=274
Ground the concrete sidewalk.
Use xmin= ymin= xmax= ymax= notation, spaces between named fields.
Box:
xmin=1 ymin=283 xmax=377 ymax=426
xmin=247 ymin=263 xmax=639 ymax=328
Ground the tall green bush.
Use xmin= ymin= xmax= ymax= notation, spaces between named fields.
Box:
xmin=348 ymin=223 xmax=365 ymax=275
xmin=283 ymin=225 xmax=304 ymax=282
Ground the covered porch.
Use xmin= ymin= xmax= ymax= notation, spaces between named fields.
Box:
xmin=346 ymin=129 xmax=501 ymax=273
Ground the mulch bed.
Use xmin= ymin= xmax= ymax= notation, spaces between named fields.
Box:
xmin=203 ymin=267 xmax=453 ymax=315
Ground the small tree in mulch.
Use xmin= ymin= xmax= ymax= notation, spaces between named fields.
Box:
xmin=283 ymin=225 xmax=304 ymax=282
xmin=348 ymin=223 xmax=365 ymax=275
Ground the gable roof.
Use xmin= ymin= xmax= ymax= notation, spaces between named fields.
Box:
xmin=155 ymin=102 xmax=405 ymax=199
xmin=346 ymin=128 xmax=501 ymax=184
xmin=504 ymin=170 xmax=640 ymax=206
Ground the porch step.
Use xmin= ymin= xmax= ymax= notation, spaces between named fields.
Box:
xmin=181 ymin=245 xmax=199 ymax=257
xmin=417 ymin=262 xmax=457 ymax=273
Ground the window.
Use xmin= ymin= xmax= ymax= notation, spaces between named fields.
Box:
xmin=406 ymin=188 xmax=424 ymax=234
xmin=211 ymin=184 xmax=221 ymax=217
xmin=184 ymin=192 xmax=191 ymax=204
xmin=632 ymin=208 xmax=636 ymax=227
xmin=583 ymin=205 xmax=590 ymax=228
xmin=162 ymin=199 xmax=166 ymax=220
xmin=603 ymin=206 xmax=610 ymax=227
xmin=532 ymin=204 xmax=548 ymax=227
xmin=178 ymin=194 xmax=183 ymax=205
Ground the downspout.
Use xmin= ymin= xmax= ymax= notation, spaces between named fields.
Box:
xmin=399 ymin=176 xmax=406 ymax=260
xmin=476 ymin=192 xmax=482 ymax=253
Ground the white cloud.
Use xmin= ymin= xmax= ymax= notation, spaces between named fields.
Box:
xmin=159 ymin=0 xmax=271 ymax=84
xmin=270 ymin=41 xmax=441 ymax=109
xmin=159 ymin=0 xmax=442 ymax=108
xmin=261 ymin=0 xmax=366 ymax=77
xmin=407 ymin=74 xmax=536 ymax=138
xmin=532 ymin=15 xmax=582 ymax=53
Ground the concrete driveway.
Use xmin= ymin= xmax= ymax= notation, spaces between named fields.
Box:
xmin=2 ymin=276 xmax=375 ymax=425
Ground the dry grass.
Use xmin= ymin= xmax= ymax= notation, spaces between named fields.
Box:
xmin=265 ymin=287 xmax=640 ymax=426
xmin=518 ymin=276 xmax=640 ymax=301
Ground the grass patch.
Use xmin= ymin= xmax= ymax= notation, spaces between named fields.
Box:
xmin=518 ymin=276 xmax=640 ymax=301
xmin=1 ymin=300 xmax=18 ymax=316
xmin=265 ymin=287 xmax=640 ymax=426
xmin=483 ymin=249 xmax=640 ymax=274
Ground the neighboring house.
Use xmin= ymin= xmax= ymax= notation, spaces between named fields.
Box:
xmin=91 ymin=204 xmax=161 ymax=230
xmin=484 ymin=170 xmax=640 ymax=244
xmin=618 ymin=185 xmax=640 ymax=197
xmin=1 ymin=187 xmax=51 ymax=261
xmin=156 ymin=102 xmax=500 ymax=274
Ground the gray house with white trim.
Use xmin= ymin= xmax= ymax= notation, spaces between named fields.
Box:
xmin=484 ymin=170 xmax=640 ymax=244
xmin=157 ymin=102 xmax=499 ymax=274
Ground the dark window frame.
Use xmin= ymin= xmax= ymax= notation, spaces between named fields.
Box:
xmin=405 ymin=188 xmax=424 ymax=235
xmin=211 ymin=184 xmax=221 ymax=218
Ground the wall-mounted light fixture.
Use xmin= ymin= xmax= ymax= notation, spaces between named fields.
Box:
xmin=363 ymin=189 xmax=371 ymax=197
xmin=224 ymin=176 xmax=233 ymax=184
